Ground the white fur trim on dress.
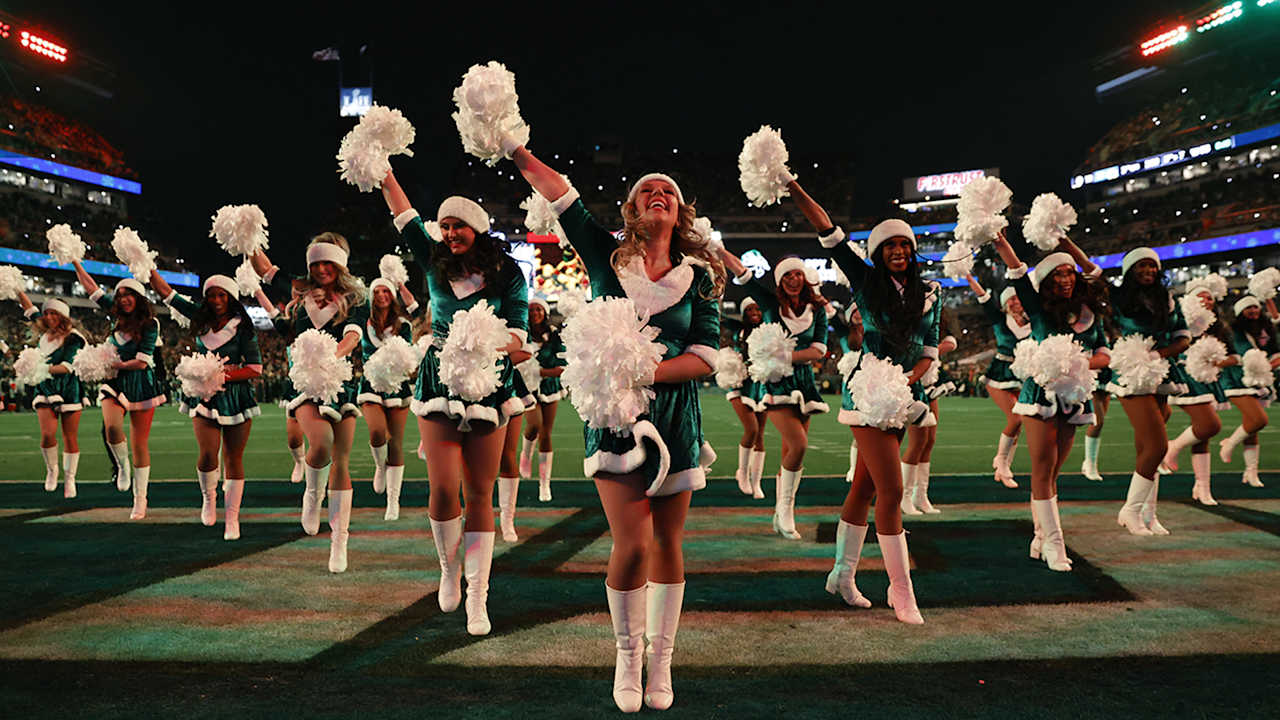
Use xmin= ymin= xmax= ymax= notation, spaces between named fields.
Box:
xmin=549 ymin=186 xmax=581 ymax=216
xmin=759 ymin=389 xmax=830 ymax=415
xmin=357 ymin=392 xmax=412 ymax=408
xmin=618 ymin=256 xmax=696 ymax=316
xmin=818 ymin=226 xmax=846 ymax=249
xmin=536 ymin=389 xmax=566 ymax=403
xmin=286 ymin=395 xmax=360 ymax=422
xmin=1005 ymin=263 xmax=1029 ymax=280
xmin=410 ymin=394 xmax=524 ymax=431
xmin=179 ymin=401 xmax=262 ymax=426
xmin=986 ymin=378 xmax=1023 ymax=391
xmin=97 ymin=385 xmax=166 ymax=412
xmin=1013 ymin=400 xmax=1095 ymax=426
xmin=393 ymin=209 xmax=420 ymax=233
xmin=685 ymin=344 xmax=718 ymax=369
xmin=31 ymin=394 xmax=83 ymax=413
xmin=839 ymin=406 xmax=936 ymax=428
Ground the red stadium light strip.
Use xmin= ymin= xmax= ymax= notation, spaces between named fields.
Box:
xmin=19 ymin=30 xmax=68 ymax=63
xmin=1139 ymin=25 xmax=1188 ymax=56
xmin=1196 ymin=1 xmax=1244 ymax=32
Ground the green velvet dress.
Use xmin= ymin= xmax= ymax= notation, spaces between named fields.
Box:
xmin=977 ymin=288 xmax=1031 ymax=391
xmin=356 ymin=301 xmax=423 ymax=408
xmin=91 ymin=288 xmax=167 ymax=411
xmin=26 ymin=320 xmax=86 ymax=414
xmin=1107 ymin=293 xmax=1190 ymax=397
xmin=165 ymin=291 xmax=262 ymax=425
xmin=737 ymin=277 xmax=830 ymax=416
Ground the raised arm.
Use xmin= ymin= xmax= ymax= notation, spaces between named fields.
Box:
xmin=397 ymin=282 xmax=418 ymax=314
xmin=147 ymin=268 xmax=174 ymax=300
xmin=964 ymin=274 xmax=986 ymax=297
xmin=1058 ymin=236 xmax=1099 ymax=277
xmin=785 ymin=180 xmax=834 ymax=233
xmin=990 ymin=228 xmax=1022 ymax=270
xmin=70 ymin=259 xmax=100 ymax=298
xmin=381 ymin=168 xmax=412 ymax=217
xmin=717 ymin=247 xmax=748 ymax=280
xmin=509 ymin=146 xmax=571 ymax=203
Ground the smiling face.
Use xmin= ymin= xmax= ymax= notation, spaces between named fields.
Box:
xmin=116 ymin=289 xmax=137 ymax=314
xmin=205 ymin=287 xmax=231 ymax=317
xmin=309 ymin=260 xmax=339 ymax=288
xmin=372 ymin=285 xmax=393 ymax=309
xmin=779 ymin=269 xmax=807 ymax=297
xmin=440 ymin=217 xmax=476 ymax=255
xmin=1243 ymin=305 xmax=1262 ymax=320
xmin=1131 ymin=258 xmax=1159 ymax=285
xmin=1005 ymin=296 xmax=1024 ymax=317
xmin=529 ymin=303 xmax=546 ymax=325
xmin=1049 ymin=265 xmax=1076 ymax=299
xmin=743 ymin=304 xmax=763 ymax=325
xmin=879 ymin=236 xmax=913 ymax=274
xmin=632 ymin=178 xmax=679 ymax=229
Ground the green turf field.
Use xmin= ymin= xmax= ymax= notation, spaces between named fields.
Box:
xmin=1 ymin=393 xmax=1277 ymax=718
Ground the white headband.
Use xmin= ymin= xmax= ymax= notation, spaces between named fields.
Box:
xmin=437 ymin=196 xmax=490 ymax=234
xmin=306 ymin=242 xmax=349 ymax=269
xmin=1234 ymin=296 xmax=1262 ymax=316
xmin=1121 ymin=247 xmax=1160 ymax=276
xmin=999 ymin=287 xmax=1017 ymax=307
xmin=203 ymin=274 xmax=239 ymax=298
xmin=1033 ymin=252 xmax=1075 ymax=289
xmin=114 ymin=278 xmax=147 ymax=299
xmin=528 ymin=296 xmax=549 ymax=314
xmin=369 ymin=278 xmax=395 ymax=298
xmin=867 ymin=219 xmax=916 ymax=260
xmin=774 ymin=257 xmax=809 ymax=285
xmin=626 ymin=173 xmax=685 ymax=206
xmin=42 ymin=298 xmax=70 ymax=318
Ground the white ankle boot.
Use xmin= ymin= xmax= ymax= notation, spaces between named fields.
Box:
xmin=300 ymin=462 xmax=329 ymax=535
xmin=197 ymin=469 xmax=219 ymax=526
xmin=41 ymin=446 xmax=59 ymax=491
xmin=384 ymin=465 xmax=404 ymax=521
xmin=1161 ymin=427 xmax=1195 ymax=472
xmin=644 ymin=581 xmax=684 ymax=711
xmin=109 ymin=441 xmax=132 ymax=492
xmin=130 ymin=466 xmax=149 ymax=520
xmin=994 ymin=433 xmax=1019 ymax=487
xmin=1118 ymin=472 xmax=1155 ymax=536
xmin=772 ymin=468 xmax=802 ymax=539
xmin=1031 ymin=497 xmax=1072 ymax=571
xmin=1141 ymin=477 xmax=1171 ymax=536
xmin=1190 ymin=453 xmax=1217 ymax=505
xmin=1242 ymin=446 xmax=1264 ymax=487
xmin=430 ymin=516 xmax=464 ymax=612
xmin=735 ymin=445 xmax=753 ymax=495
xmin=825 ymin=520 xmax=872 ymax=608
xmin=537 ymin=451 xmax=553 ymax=501
xmin=370 ymin=443 xmax=388 ymax=494
xmin=879 ymin=531 xmax=924 ymax=625
xmin=328 ymin=488 xmax=352 ymax=573
xmin=62 ymin=452 xmax=79 ymax=498
xmin=748 ymin=450 xmax=766 ymax=499
xmin=1220 ymin=426 xmax=1247 ymax=463
xmin=464 ymin=531 xmax=495 ymax=635
xmin=606 ymin=584 xmax=645 ymax=713
xmin=914 ymin=462 xmax=941 ymax=514
xmin=497 ymin=475 xmax=519 ymax=542
xmin=900 ymin=462 xmax=923 ymax=515
xmin=224 ymin=478 xmax=244 ymax=540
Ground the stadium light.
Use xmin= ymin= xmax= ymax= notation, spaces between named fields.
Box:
xmin=1196 ymin=2 xmax=1244 ymax=33
xmin=0 ymin=22 xmax=9 ymax=39
xmin=1258 ymin=0 xmax=1276 ymax=7
xmin=1139 ymin=25 xmax=1187 ymax=56
xmin=19 ymin=30 xmax=68 ymax=63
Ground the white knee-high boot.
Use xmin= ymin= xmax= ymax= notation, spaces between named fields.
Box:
xmin=736 ymin=444 xmax=753 ymax=495
xmin=62 ymin=451 xmax=79 ymax=499
xmin=1161 ymin=426 xmax=1196 ymax=472
xmin=914 ymin=461 xmax=940 ymax=514
xmin=300 ymin=463 xmax=329 ymax=535
xmin=845 ymin=441 xmax=857 ymax=483
xmin=878 ymin=531 xmax=924 ymax=625
xmin=289 ymin=444 xmax=306 ymax=484
xmin=328 ymin=488 xmax=352 ymax=573
xmin=223 ymin=478 xmax=244 ymax=540
xmin=108 ymin=441 xmax=131 ymax=491
xmin=773 ymin=468 xmax=802 ymax=540
xmin=464 ymin=531 xmax=495 ymax=635
xmin=644 ymin=581 xmax=684 ymax=711
xmin=497 ymin=475 xmax=519 ymax=542
xmin=1141 ymin=477 xmax=1171 ymax=535
xmin=41 ymin=445 xmax=59 ymax=491
xmin=130 ymin=466 xmax=149 ymax=520
xmin=1031 ymin=496 xmax=1072 ymax=571
xmin=900 ymin=462 xmax=922 ymax=516
xmin=1082 ymin=434 xmax=1103 ymax=481
xmin=1190 ymin=452 xmax=1217 ymax=505
xmin=430 ymin=516 xmax=464 ymax=612
xmin=384 ymin=465 xmax=404 ymax=520
xmin=537 ymin=451 xmax=553 ymax=501
xmin=825 ymin=520 xmax=872 ymax=607
xmin=748 ymin=450 xmax=766 ymax=499
xmin=1118 ymin=472 xmax=1155 ymax=536
xmin=519 ymin=436 xmax=535 ymax=479
xmin=1243 ymin=445 xmax=1264 ymax=487
xmin=606 ymin=584 xmax=645 ymax=713
xmin=1220 ymin=426 xmax=1247 ymax=463
xmin=197 ymin=468 xmax=219 ymax=526
xmin=370 ymin=443 xmax=388 ymax=494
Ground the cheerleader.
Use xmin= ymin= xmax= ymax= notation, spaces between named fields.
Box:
xmin=1109 ymin=249 xmax=1190 ymax=536
xmin=512 ymin=149 xmax=723 ymax=712
xmin=788 ymin=182 xmax=931 ymax=625
xmin=722 ymin=297 xmax=767 ymax=497
xmin=11 ymin=291 xmax=84 ymax=497
xmin=1218 ymin=295 xmax=1277 ymax=488
xmin=1159 ymin=277 xmax=1231 ymax=505
xmin=498 ymin=330 xmax=537 ymax=542
xmin=716 ymin=249 xmax=829 ymax=540
xmin=357 ymin=276 xmax=422 ymax=521
xmin=833 ymin=303 xmax=863 ymax=483
xmin=380 ymin=170 xmax=528 ymax=637
xmin=991 ymin=232 xmax=1110 ymax=570
xmin=517 ymin=297 xmax=567 ymax=502
xmin=900 ymin=310 xmax=954 ymax=515
xmin=147 ymin=271 xmax=263 ymax=540
xmin=249 ymin=233 xmax=368 ymax=571
xmin=963 ymin=275 xmax=1028 ymax=488
xmin=71 ymin=261 xmax=166 ymax=519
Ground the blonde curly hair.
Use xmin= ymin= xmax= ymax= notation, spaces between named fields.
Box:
xmin=286 ymin=232 xmax=367 ymax=325
xmin=616 ymin=198 xmax=726 ymax=299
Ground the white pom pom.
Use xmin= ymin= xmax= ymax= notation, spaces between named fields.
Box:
xmin=110 ymin=227 xmax=157 ymax=281
xmin=1248 ymin=267 xmax=1280 ymax=301
xmin=46 ymin=224 xmax=86 ymax=265
xmin=1010 ymin=337 xmax=1040 ymax=380
xmin=941 ymin=241 xmax=976 ymax=280
xmin=517 ymin=343 xmax=543 ymax=394
xmin=422 ymin=220 xmax=444 ymax=242
xmin=520 ymin=181 xmax=570 ymax=237
xmin=1029 ymin=334 xmax=1094 ymax=406
xmin=71 ymin=342 xmax=120 ymax=382
xmin=437 ymin=301 xmax=511 ymax=401
xmin=836 ymin=350 xmax=861 ymax=378
xmin=954 ymin=176 xmax=1012 ymax=245
xmin=738 ymin=125 xmax=795 ymax=208
xmin=1185 ymin=273 xmax=1228 ymax=301
xmin=337 ymin=105 xmax=416 ymax=192
xmin=556 ymin=287 xmax=588 ymax=318
xmin=209 ymin=204 xmax=269 ymax=257
xmin=1185 ymin=336 xmax=1228 ymax=384
xmin=1110 ymin=335 xmax=1169 ymax=395
xmin=0 ymin=265 xmax=24 ymax=301
xmin=846 ymin=355 xmax=915 ymax=430
xmin=1022 ymin=193 xmax=1078 ymax=252
xmin=288 ymin=329 xmax=353 ymax=404
xmin=175 ymin=351 xmax=227 ymax=400
xmin=364 ymin=336 xmax=420 ymax=394
xmin=168 ymin=305 xmax=191 ymax=329
xmin=560 ymin=296 xmax=666 ymax=432
xmin=746 ymin=323 xmax=795 ymax=383
xmin=1179 ymin=293 xmax=1215 ymax=338
xmin=235 ymin=259 xmax=262 ymax=297
xmin=14 ymin=347 xmax=52 ymax=388
xmin=1242 ymin=348 xmax=1273 ymax=388
xmin=714 ymin=347 xmax=749 ymax=390
xmin=379 ymin=255 xmax=409 ymax=286
xmin=451 ymin=61 xmax=529 ymax=167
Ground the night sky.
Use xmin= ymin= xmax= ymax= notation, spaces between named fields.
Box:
xmin=6 ymin=0 xmax=1188 ymax=266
